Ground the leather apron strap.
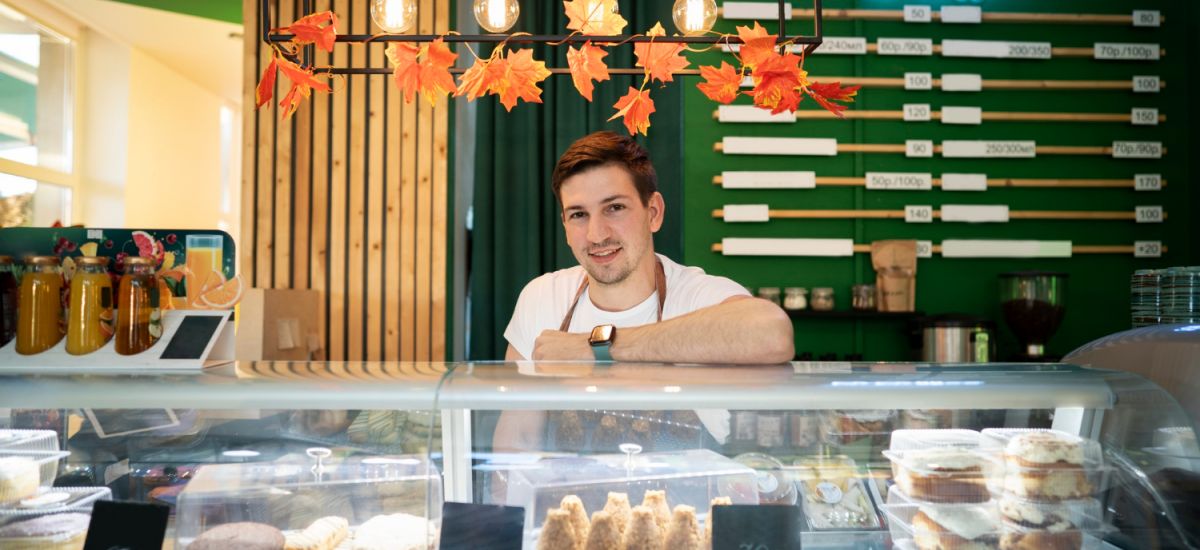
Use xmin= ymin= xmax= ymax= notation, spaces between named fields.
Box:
xmin=558 ymin=258 xmax=666 ymax=332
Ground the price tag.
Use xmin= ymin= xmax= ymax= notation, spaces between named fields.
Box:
xmin=865 ymin=172 xmax=932 ymax=191
xmin=440 ymin=502 xmax=526 ymax=550
xmin=906 ymin=140 xmax=933 ymax=158
xmin=904 ymin=72 xmax=932 ymax=90
xmin=1135 ymin=240 xmax=1163 ymax=258
xmin=87 ymin=229 xmax=104 ymax=240
xmin=1134 ymin=174 xmax=1162 ymax=192
xmin=1095 ymin=42 xmax=1161 ymax=61
xmin=1135 ymin=206 xmax=1163 ymax=224
xmin=723 ymin=204 xmax=771 ymax=223
xmin=1112 ymin=141 xmax=1163 ymax=159
xmin=941 ymin=6 xmax=982 ymax=24
xmin=903 ymin=104 xmax=931 ymax=122
xmin=1132 ymin=75 xmax=1161 ymax=93
xmin=879 ymin=38 xmax=933 ymax=56
xmin=711 ymin=505 xmax=803 ymax=550
xmin=941 ymin=73 xmax=982 ymax=92
xmin=815 ymin=37 xmax=868 ymax=55
xmin=1131 ymin=108 xmax=1158 ymax=126
xmin=942 ymin=141 xmax=1036 ymax=158
xmin=942 ymin=40 xmax=1051 ymax=59
xmin=1132 ymin=10 xmax=1161 ymax=27
xmin=904 ymin=5 xmax=932 ymax=22
xmin=941 ymin=106 xmax=982 ymax=125
xmin=916 ymin=240 xmax=933 ymax=258
xmin=905 ymin=205 xmax=934 ymax=223
xmin=941 ymin=173 xmax=988 ymax=191
xmin=84 ymin=500 xmax=170 ymax=550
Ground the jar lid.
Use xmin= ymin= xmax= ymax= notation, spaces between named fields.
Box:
xmin=124 ymin=257 xmax=153 ymax=265
xmin=76 ymin=256 xmax=109 ymax=266
xmin=918 ymin=313 xmax=995 ymax=329
xmin=26 ymin=256 xmax=61 ymax=265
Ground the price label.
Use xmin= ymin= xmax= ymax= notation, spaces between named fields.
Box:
xmin=1006 ymin=42 xmax=1052 ymax=59
xmin=1112 ymin=141 xmax=1163 ymax=159
xmin=1132 ymin=75 xmax=1161 ymax=93
xmin=943 ymin=141 xmax=1036 ymax=158
xmin=903 ymin=104 xmax=931 ymax=122
xmin=879 ymin=38 xmax=933 ymax=56
xmin=815 ymin=37 xmax=868 ymax=55
xmin=1131 ymin=108 xmax=1159 ymax=126
xmin=1135 ymin=206 xmax=1163 ymax=224
xmin=1134 ymin=174 xmax=1162 ymax=191
xmin=1135 ymin=241 xmax=1163 ymax=258
xmin=942 ymin=40 xmax=1051 ymax=59
xmin=904 ymin=5 xmax=932 ymax=22
xmin=1095 ymin=42 xmax=1161 ymax=61
xmin=1132 ymin=10 xmax=1161 ymax=28
xmin=866 ymin=172 xmax=932 ymax=191
xmin=440 ymin=502 xmax=526 ymax=550
xmin=712 ymin=505 xmax=803 ymax=550
xmin=905 ymin=72 xmax=932 ymax=90
xmin=916 ymin=241 xmax=933 ymax=258
xmin=905 ymin=205 xmax=934 ymax=223
xmin=941 ymin=6 xmax=982 ymax=24
xmin=906 ymin=140 xmax=933 ymax=158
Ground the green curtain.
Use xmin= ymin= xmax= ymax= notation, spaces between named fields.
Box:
xmin=468 ymin=1 xmax=684 ymax=360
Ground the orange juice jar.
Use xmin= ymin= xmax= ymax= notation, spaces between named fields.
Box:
xmin=115 ymin=257 xmax=161 ymax=355
xmin=66 ymin=257 xmax=114 ymax=355
xmin=16 ymin=256 xmax=64 ymax=355
xmin=0 ymin=256 xmax=16 ymax=347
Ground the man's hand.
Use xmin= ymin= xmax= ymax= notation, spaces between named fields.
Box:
xmin=532 ymin=330 xmax=595 ymax=361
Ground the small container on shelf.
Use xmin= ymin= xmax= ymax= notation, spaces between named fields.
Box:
xmin=783 ymin=287 xmax=808 ymax=311
xmin=0 ymin=430 xmax=59 ymax=453
xmin=793 ymin=455 xmax=883 ymax=531
xmin=755 ymin=412 xmax=785 ymax=450
xmin=0 ymin=450 xmax=70 ymax=505
xmin=820 ymin=410 xmax=896 ymax=447
xmin=899 ymin=410 xmax=956 ymax=430
xmin=980 ymin=429 xmax=1111 ymax=501
xmin=788 ymin=411 xmax=821 ymax=451
xmin=852 ymin=284 xmax=876 ymax=311
xmin=811 ymin=287 xmax=835 ymax=311
xmin=733 ymin=453 xmax=797 ymax=505
xmin=889 ymin=429 xmax=981 ymax=452
xmin=0 ymin=486 xmax=112 ymax=527
xmin=757 ymin=287 xmax=782 ymax=306
xmin=730 ymin=410 xmax=758 ymax=447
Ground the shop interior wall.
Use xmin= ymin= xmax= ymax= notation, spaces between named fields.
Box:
xmin=241 ymin=0 xmax=450 ymax=361
xmin=683 ymin=0 xmax=1195 ymax=361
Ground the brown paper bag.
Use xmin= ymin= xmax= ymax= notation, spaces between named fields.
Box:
xmin=871 ymin=240 xmax=917 ymax=312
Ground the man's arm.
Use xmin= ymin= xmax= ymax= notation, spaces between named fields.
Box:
xmin=532 ymin=296 xmax=794 ymax=364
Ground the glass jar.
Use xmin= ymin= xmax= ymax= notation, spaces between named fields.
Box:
xmin=756 ymin=287 xmax=782 ymax=306
xmin=116 ymin=257 xmax=162 ymax=355
xmin=732 ymin=410 xmax=758 ymax=444
xmin=0 ymin=256 xmax=16 ymax=348
xmin=811 ymin=287 xmax=835 ymax=311
xmin=16 ymin=256 xmax=64 ymax=355
xmin=852 ymin=284 xmax=876 ymax=311
xmin=67 ymin=257 xmax=114 ymax=355
xmin=783 ymin=287 xmax=808 ymax=311
xmin=756 ymin=412 xmax=785 ymax=449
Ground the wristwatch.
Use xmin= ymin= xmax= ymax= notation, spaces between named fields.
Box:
xmin=588 ymin=324 xmax=616 ymax=362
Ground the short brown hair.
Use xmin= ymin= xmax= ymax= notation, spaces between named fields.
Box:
xmin=551 ymin=131 xmax=658 ymax=206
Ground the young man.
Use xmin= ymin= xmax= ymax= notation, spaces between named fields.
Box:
xmin=503 ymin=131 xmax=794 ymax=364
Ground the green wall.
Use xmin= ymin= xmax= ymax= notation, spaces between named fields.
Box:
xmin=683 ymin=0 xmax=1195 ymax=361
xmin=107 ymin=0 xmax=241 ymax=24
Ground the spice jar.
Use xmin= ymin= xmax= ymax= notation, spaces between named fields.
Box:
xmin=756 ymin=287 xmax=782 ymax=306
xmin=783 ymin=287 xmax=808 ymax=311
xmin=811 ymin=287 xmax=835 ymax=311
xmin=852 ymin=284 xmax=876 ymax=311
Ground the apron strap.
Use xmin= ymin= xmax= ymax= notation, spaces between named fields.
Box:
xmin=559 ymin=258 xmax=666 ymax=332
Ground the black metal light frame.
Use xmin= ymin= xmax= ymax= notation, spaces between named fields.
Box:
xmin=263 ymin=0 xmax=824 ymax=76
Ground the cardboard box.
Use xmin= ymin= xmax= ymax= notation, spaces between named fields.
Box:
xmin=236 ymin=288 xmax=324 ymax=361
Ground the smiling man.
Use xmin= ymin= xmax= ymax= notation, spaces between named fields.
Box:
xmin=503 ymin=131 xmax=794 ymax=364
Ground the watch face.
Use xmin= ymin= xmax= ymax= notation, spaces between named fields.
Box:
xmin=590 ymin=325 xmax=615 ymax=345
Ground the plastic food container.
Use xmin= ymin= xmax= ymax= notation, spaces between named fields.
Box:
xmin=821 ymin=410 xmax=896 ymax=447
xmin=0 ymin=451 xmax=70 ymax=505
xmin=883 ymin=448 xmax=996 ymax=504
xmin=794 ymin=455 xmax=884 ymax=531
xmin=981 ymin=429 xmax=1111 ymax=501
xmin=732 ymin=453 xmax=796 ymax=506
xmin=0 ymin=430 xmax=59 ymax=452
xmin=899 ymin=410 xmax=955 ymax=430
xmin=889 ymin=429 xmax=981 ymax=452
xmin=0 ymin=487 xmax=112 ymax=527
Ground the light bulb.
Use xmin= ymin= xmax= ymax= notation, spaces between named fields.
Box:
xmin=371 ymin=0 xmax=417 ymax=33
xmin=672 ymin=0 xmax=717 ymax=36
xmin=473 ymin=0 xmax=520 ymax=33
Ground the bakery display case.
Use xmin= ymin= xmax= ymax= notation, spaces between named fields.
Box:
xmin=0 ymin=359 xmax=1198 ymax=549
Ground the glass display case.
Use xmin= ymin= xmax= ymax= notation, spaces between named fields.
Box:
xmin=0 ymin=360 xmax=1197 ymax=549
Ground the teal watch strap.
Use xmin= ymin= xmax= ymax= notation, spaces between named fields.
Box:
xmin=591 ymin=342 xmax=613 ymax=361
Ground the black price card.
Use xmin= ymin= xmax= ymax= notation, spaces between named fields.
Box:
xmin=439 ymin=502 xmax=525 ymax=550
xmin=159 ymin=315 xmax=223 ymax=359
xmin=83 ymin=500 xmax=169 ymax=550
xmin=712 ymin=504 xmax=804 ymax=550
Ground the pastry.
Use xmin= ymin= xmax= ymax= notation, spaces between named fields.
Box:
xmin=705 ymin=496 xmax=732 ymax=548
xmin=998 ymin=496 xmax=1082 ymax=550
xmin=0 ymin=512 xmax=90 ymax=550
xmin=285 ymin=516 xmax=349 ymax=550
xmin=825 ymin=410 xmax=894 ymax=445
xmin=539 ymin=509 xmax=578 ymax=550
xmin=190 ymin=522 xmax=285 ymax=550
xmin=0 ymin=456 xmax=40 ymax=505
xmin=584 ymin=511 xmax=622 ymax=550
xmin=902 ymin=410 xmax=954 ymax=430
xmin=641 ymin=490 xmax=671 ymax=534
xmin=1002 ymin=432 xmax=1092 ymax=501
xmin=664 ymin=505 xmax=701 ymax=550
xmin=352 ymin=513 xmax=436 ymax=550
xmin=561 ymin=495 xmax=591 ymax=550
xmin=602 ymin=492 xmax=632 ymax=536
xmin=893 ymin=447 xmax=990 ymax=503
xmin=912 ymin=507 xmax=1000 ymax=550
xmin=622 ymin=506 xmax=663 ymax=550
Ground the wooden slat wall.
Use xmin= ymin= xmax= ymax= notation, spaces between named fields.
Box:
xmin=242 ymin=0 xmax=450 ymax=361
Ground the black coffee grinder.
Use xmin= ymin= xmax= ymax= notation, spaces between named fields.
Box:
xmin=999 ymin=271 xmax=1068 ymax=361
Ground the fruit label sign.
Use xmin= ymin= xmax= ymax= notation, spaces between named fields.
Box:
xmin=440 ymin=502 xmax=525 ymax=550
xmin=84 ymin=500 xmax=169 ymax=550
xmin=712 ymin=505 xmax=803 ymax=550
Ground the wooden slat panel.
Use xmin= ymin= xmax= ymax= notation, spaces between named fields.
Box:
xmin=292 ymin=77 xmax=311 ymax=290
xmin=346 ymin=4 xmax=366 ymax=361
xmin=366 ymin=43 xmax=385 ymax=360
xmin=430 ymin=0 xmax=449 ymax=361
xmin=399 ymin=61 xmax=417 ymax=361
xmin=255 ymin=0 xmax=276 ymax=289
xmin=240 ymin=0 xmax=257 ymax=281
xmin=327 ymin=0 xmax=349 ymax=360
xmin=273 ymin=0 xmax=294 ymax=289
xmin=384 ymin=64 xmax=401 ymax=361
xmin=414 ymin=1 xmax=434 ymax=362
xmin=309 ymin=0 xmax=331 ymax=359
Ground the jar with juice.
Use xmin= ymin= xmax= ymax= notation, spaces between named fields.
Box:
xmin=16 ymin=256 xmax=64 ymax=355
xmin=116 ymin=257 xmax=162 ymax=355
xmin=66 ymin=257 xmax=114 ymax=355
xmin=0 ymin=256 xmax=16 ymax=347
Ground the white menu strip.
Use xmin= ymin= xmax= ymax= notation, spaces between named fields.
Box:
xmin=723 ymin=205 xmax=771 ymax=223
xmin=723 ymin=171 xmax=817 ymax=189
xmin=1111 ymin=141 xmax=1163 ymax=159
xmin=718 ymin=105 xmax=795 ymax=124
xmin=941 ymin=240 xmax=1072 ymax=258
xmin=941 ymin=205 xmax=1009 ymax=223
xmin=721 ymin=2 xmax=794 ymax=20
xmin=878 ymin=37 xmax=933 ymax=56
xmin=865 ymin=172 xmax=932 ymax=191
xmin=722 ymin=238 xmax=855 ymax=257
xmin=723 ymin=137 xmax=839 ymax=156
xmin=942 ymin=140 xmax=1036 ymax=158
xmin=1094 ymin=42 xmax=1161 ymax=61
xmin=814 ymin=37 xmax=869 ymax=55
xmin=941 ymin=173 xmax=987 ymax=191
xmin=942 ymin=39 xmax=1052 ymax=59
xmin=941 ymin=73 xmax=982 ymax=92
xmin=941 ymin=106 xmax=982 ymax=125
xmin=940 ymin=6 xmax=982 ymax=23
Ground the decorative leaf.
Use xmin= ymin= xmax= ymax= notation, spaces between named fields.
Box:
xmin=746 ymin=51 xmax=804 ymax=115
xmin=418 ymin=38 xmax=459 ymax=106
xmin=566 ymin=41 xmax=610 ymax=101
xmin=634 ymin=22 xmax=689 ymax=84
xmin=386 ymin=42 xmax=422 ymax=104
xmin=498 ymin=49 xmax=551 ymax=111
xmin=805 ymin=81 xmax=860 ymax=118
xmin=609 ymin=86 xmax=655 ymax=136
xmin=696 ymin=61 xmax=741 ymax=104
xmin=255 ymin=56 xmax=278 ymax=109
xmin=276 ymin=56 xmax=332 ymax=119
xmin=286 ymin=11 xmax=339 ymax=52
xmin=736 ymin=22 xmax=778 ymax=69
xmin=455 ymin=53 xmax=506 ymax=101
xmin=564 ymin=0 xmax=627 ymax=36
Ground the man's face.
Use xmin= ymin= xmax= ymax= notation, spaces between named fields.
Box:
xmin=560 ymin=164 xmax=664 ymax=286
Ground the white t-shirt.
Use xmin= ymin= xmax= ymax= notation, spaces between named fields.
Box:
xmin=504 ymin=253 xmax=750 ymax=360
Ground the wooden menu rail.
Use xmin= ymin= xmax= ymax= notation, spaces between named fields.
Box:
xmin=709 ymin=243 xmax=1166 ymax=255
xmin=751 ymin=8 xmax=1162 ymax=25
xmin=713 ymin=143 xmax=1169 ymax=156
xmin=711 ymin=176 xmax=1166 ymax=190
xmin=789 ymin=77 xmax=1166 ymax=91
xmin=711 ymin=209 xmax=1165 ymax=221
xmin=713 ymin=109 xmax=1167 ymax=124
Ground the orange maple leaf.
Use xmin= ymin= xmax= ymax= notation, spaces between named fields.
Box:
xmin=386 ymin=39 xmax=459 ymax=106
xmin=567 ymin=41 xmax=610 ymax=101
xmin=736 ymin=22 xmax=779 ymax=69
xmin=609 ymin=87 xmax=656 ymax=136
xmin=255 ymin=56 xmax=278 ymax=108
xmin=286 ymin=11 xmax=339 ymax=53
xmin=696 ymin=61 xmax=742 ymax=104
xmin=746 ymin=51 xmax=804 ymax=114
xmin=805 ymin=81 xmax=861 ymax=118
xmin=456 ymin=53 xmax=507 ymax=101
xmin=635 ymin=22 xmax=689 ymax=84
xmin=498 ymin=49 xmax=551 ymax=111
xmin=386 ymin=42 xmax=422 ymax=103
xmin=564 ymin=0 xmax=627 ymax=35
xmin=275 ymin=56 xmax=331 ymax=119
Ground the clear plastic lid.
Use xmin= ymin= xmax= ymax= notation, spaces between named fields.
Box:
xmin=884 ymin=488 xmax=1001 ymax=543
xmin=0 ymin=487 xmax=111 ymax=526
xmin=820 ymin=410 xmax=897 ymax=442
xmin=889 ymin=429 xmax=981 ymax=451
xmin=883 ymin=447 xmax=997 ymax=504
xmin=0 ymin=450 xmax=70 ymax=491
xmin=0 ymin=430 xmax=59 ymax=452
xmin=981 ymin=429 xmax=1105 ymax=470
xmin=793 ymin=455 xmax=883 ymax=531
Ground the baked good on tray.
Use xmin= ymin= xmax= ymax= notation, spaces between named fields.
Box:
xmin=284 ymin=516 xmax=348 ymax=550
xmin=893 ymin=447 xmax=990 ymax=503
xmin=190 ymin=522 xmax=285 ymax=550
xmin=997 ymin=495 xmax=1083 ymax=550
xmin=912 ymin=506 xmax=1000 ymax=550
xmin=0 ymin=512 xmax=90 ymax=550
xmin=1002 ymin=431 xmax=1092 ymax=501
xmin=0 ymin=456 xmax=40 ymax=505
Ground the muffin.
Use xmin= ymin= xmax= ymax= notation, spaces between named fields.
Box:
xmin=1002 ymin=432 xmax=1092 ymax=501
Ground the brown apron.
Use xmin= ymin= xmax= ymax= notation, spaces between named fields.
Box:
xmin=558 ymin=259 xmax=667 ymax=332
